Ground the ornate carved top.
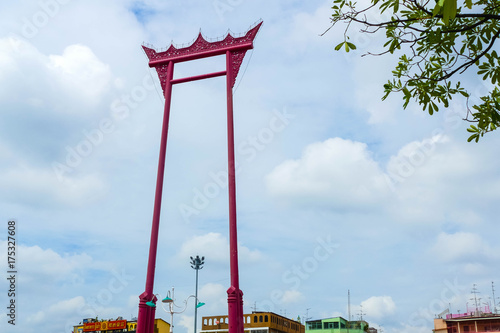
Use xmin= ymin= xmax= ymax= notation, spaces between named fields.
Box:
xmin=142 ymin=21 xmax=262 ymax=63
xmin=142 ymin=21 xmax=262 ymax=91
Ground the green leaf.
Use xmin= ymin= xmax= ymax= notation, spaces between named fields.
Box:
xmin=335 ymin=42 xmax=345 ymax=51
xmin=467 ymin=134 xmax=478 ymax=142
xmin=346 ymin=42 xmax=357 ymax=50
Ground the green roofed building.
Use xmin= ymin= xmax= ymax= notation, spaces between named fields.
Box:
xmin=305 ymin=317 xmax=371 ymax=333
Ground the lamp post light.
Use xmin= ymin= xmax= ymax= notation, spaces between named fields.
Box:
xmin=191 ymin=256 xmax=205 ymax=333
xmin=163 ymin=288 xmax=177 ymax=333
xmin=161 ymin=289 xmax=205 ymax=333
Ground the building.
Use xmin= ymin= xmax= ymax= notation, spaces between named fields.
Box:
xmin=305 ymin=317 xmax=370 ymax=333
xmin=433 ymin=311 xmax=500 ymax=333
xmin=73 ymin=317 xmax=170 ymax=333
xmin=201 ymin=311 xmax=305 ymax=333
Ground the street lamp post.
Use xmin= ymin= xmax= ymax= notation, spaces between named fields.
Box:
xmin=165 ymin=288 xmax=176 ymax=333
xmin=191 ymin=256 xmax=205 ymax=333
xmin=161 ymin=289 xmax=205 ymax=333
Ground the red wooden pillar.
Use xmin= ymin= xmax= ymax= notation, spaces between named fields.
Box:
xmin=137 ymin=60 xmax=174 ymax=333
xmin=225 ymin=50 xmax=244 ymax=333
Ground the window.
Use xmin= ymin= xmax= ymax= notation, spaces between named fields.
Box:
xmin=265 ymin=315 xmax=268 ymax=323
xmin=330 ymin=322 xmax=340 ymax=329
xmin=307 ymin=321 xmax=322 ymax=330
xmin=324 ymin=322 xmax=337 ymax=329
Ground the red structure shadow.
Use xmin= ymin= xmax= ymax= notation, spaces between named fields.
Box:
xmin=137 ymin=21 xmax=263 ymax=333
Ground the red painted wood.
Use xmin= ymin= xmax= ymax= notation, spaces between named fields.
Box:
xmin=138 ymin=21 xmax=262 ymax=333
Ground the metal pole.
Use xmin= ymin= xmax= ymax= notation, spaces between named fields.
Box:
xmin=137 ymin=60 xmax=175 ymax=333
xmin=170 ymin=287 xmax=174 ymax=333
xmin=194 ymin=268 xmax=199 ymax=333
xmin=191 ymin=255 xmax=204 ymax=333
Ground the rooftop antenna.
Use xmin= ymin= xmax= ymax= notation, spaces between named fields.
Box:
xmin=304 ymin=308 xmax=311 ymax=324
xmin=437 ymin=308 xmax=450 ymax=319
xmin=492 ymin=281 xmax=498 ymax=314
xmin=251 ymin=302 xmax=257 ymax=312
xmin=348 ymin=290 xmax=351 ymax=322
xmin=471 ymin=284 xmax=480 ymax=315
xmin=358 ymin=304 xmax=366 ymax=321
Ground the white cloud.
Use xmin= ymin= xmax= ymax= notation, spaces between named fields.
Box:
xmin=354 ymin=56 xmax=403 ymax=124
xmin=48 ymin=44 xmax=112 ymax=103
xmin=178 ymin=314 xmax=195 ymax=333
xmin=0 ymin=164 xmax=107 ymax=206
xmin=0 ymin=242 xmax=97 ymax=286
xmin=176 ymin=233 xmax=263 ymax=265
xmin=26 ymin=296 xmax=85 ymax=331
xmin=382 ymin=134 xmax=500 ymax=224
xmin=463 ymin=263 xmax=487 ymax=275
xmin=266 ymin=138 xmax=389 ymax=210
xmin=360 ymin=296 xmax=396 ymax=319
xmin=0 ymin=242 xmax=132 ymax=332
xmin=330 ymin=311 xmax=344 ymax=318
xmin=286 ymin=1 xmax=336 ymax=52
xmin=44 ymin=296 xmax=86 ymax=318
xmin=390 ymin=324 xmax=430 ymax=333
xmin=200 ymin=282 xmax=226 ymax=300
xmin=0 ymin=37 xmax=113 ymax=111
xmin=280 ymin=289 xmax=304 ymax=304
xmin=200 ymin=283 xmax=227 ymax=313
xmin=430 ymin=232 xmax=498 ymax=263
xmin=27 ymin=295 xmax=122 ymax=333
xmin=128 ymin=294 xmax=139 ymax=309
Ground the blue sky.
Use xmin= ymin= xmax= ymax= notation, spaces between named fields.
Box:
xmin=1 ymin=1 xmax=500 ymax=333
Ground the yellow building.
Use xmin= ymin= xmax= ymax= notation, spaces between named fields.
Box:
xmin=201 ymin=312 xmax=305 ymax=333
xmin=73 ymin=317 xmax=170 ymax=333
